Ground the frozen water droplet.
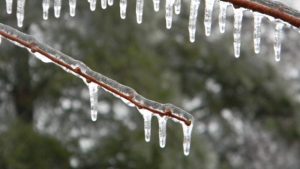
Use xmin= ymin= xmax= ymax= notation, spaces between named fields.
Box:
xmin=6 ymin=0 xmax=13 ymax=14
xmin=138 ymin=108 xmax=152 ymax=142
xmin=233 ymin=8 xmax=244 ymax=58
xmin=204 ymin=0 xmax=215 ymax=36
xmin=89 ymin=0 xmax=97 ymax=11
xmin=274 ymin=21 xmax=284 ymax=62
xmin=174 ymin=0 xmax=181 ymax=15
xmin=120 ymin=0 xmax=127 ymax=19
xmin=108 ymin=0 xmax=114 ymax=6
xmin=182 ymin=122 xmax=193 ymax=156
xmin=158 ymin=116 xmax=167 ymax=148
xmin=54 ymin=0 xmax=62 ymax=18
xmin=188 ymin=0 xmax=200 ymax=42
xmin=101 ymin=0 xmax=107 ymax=9
xmin=88 ymin=83 xmax=98 ymax=121
xmin=69 ymin=0 xmax=77 ymax=17
xmin=153 ymin=0 xmax=160 ymax=12
xmin=219 ymin=1 xmax=228 ymax=33
xmin=16 ymin=0 xmax=26 ymax=27
xmin=42 ymin=0 xmax=50 ymax=20
xmin=165 ymin=0 xmax=175 ymax=29
xmin=136 ymin=0 xmax=144 ymax=24
xmin=253 ymin=12 xmax=263 ymax=54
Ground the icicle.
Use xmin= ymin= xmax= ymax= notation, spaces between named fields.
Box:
xmin=108 ymin=0 xmax=114 ymax=6
xmin=274 ymin=21 xmax=284 ymax=62
xmin=253 ymin=12 xmax=263 ymax=54
xmin=188 ymin=0 xmax=200 ymax=43
xmin=165 ymin=0 xmax=175 ymax=29
xmin=88 ymin=83 xmax=99 ymax=121
xmin=16 ymin=0 xmax=26 ymax=28
xmin=6 ymin=0 xmax=13 ymax=14
xmin=89 ymin=0 xmax=97 ymax=11
xmin=153 ymin=0 xmax=160 ymax=12
xmin=69 ymin=0 xmax=77 ymax=17
xmin=158 ymin=116 xmax=167 ymax=148
xmin=120 ymin=0 xmax=127 ymax=19
xmin=174 ymin=0 xmax=181 ymax=15
xmin=42 ymin=0 xmax=50 ymax=20
xmin=182 ymin=122 xmax=193 ymax=156
xmin=219 ymin=1 xmax=228 ymax=34
xmin=101 ymin=0 xmax=107 ymax=9
xmin=233 ymin=8 xmax=244 ymax=58
xmin=54 ymin=0 xmax=62 ymax=18
xmin=0 ymin=36 xmax=2 ymax=45
xmin=204 ymin=0 xmax=215 ymax=36
xmin=136 ymin=0 xmax=144 ymax=24
xmin=137 ymin=108 xmax=152 ymax=142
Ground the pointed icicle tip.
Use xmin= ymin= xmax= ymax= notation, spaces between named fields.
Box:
xmin=182 ymin=122 xmax=193 ymax=156
xmin=101 ymin=0 xmax=107 ymax=9
xmin=54 ymin=0 xmax=62 ymax=18
xmin=165 ymin=0 xmax=174 ymax=29
xmin=120 ymin=0 xmax=127 ymax=19
xmin=174 ymin=0 xmax=181 ymax=15
xmin=89 ymin=0 xmax=97 ymax=11
xmin=233 ymin=8 xmax=244 ymax=58
xmin=88 ymin=83 xmax=99 ymax=122
xmin=253 ymin=12 xmax=263 ymax=54
xmin=6 ymin=0 xmax=13 ymax=14
xmin=153 ymin=0 xmax=160 ymax=12
xmin=108 ymin=0 xmax=114 ymax=6
xmin=274 ymin=21 xmax=284 ymax=62
xmin=16 ymin=0 xmax=26 ymax=28
xmin=69 ymin=0 xmax=77 ymax=17
xmin=136 ymin=0 xmax=144 ymax=24
xmin=219 ymin=1 xmax=228 ymax=34
xmin=42 ymin=0 xmax=50 ymax=20
xmin=204 ymin=0 xmax=215 ymax=36
xmin=188 ymin=0 xmax=200 ymax=43
xmin=158 ymin=116 xmax=168 ymax=148
xmin=137 ymin=108 xmax=152 ymax=142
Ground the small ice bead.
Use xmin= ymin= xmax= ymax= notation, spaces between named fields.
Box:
xmin=136 ymin=0 xmax=144 ymax=24
xmin=274 ymin=22 xmax=284 ymax=62
xmin=120 ymin=0 xmax=127 ymax=19
xmin=174 ymin=0 xmax=181 ymax=15
xmin=6 ymin=0 xmax=13 ymax=14
xmin=88 ymin=83 xmax=99 ymax=121
xmin=42 ymin=0 xmax=50 ymax=20
xmin=16 ymin=0 xmax=26 ymax=27
xmin=165 ymin=0 xmax=174 ymax=29
xmin=204 ymin=0 xmax=215 ymax=36
xmin=108 ymin=0 xmax=114 ymax=6
xmin=182 ymin=122 xmax=193 ymax=156
xmin=101 ymin=0 xmax=107 ymax=9
xmin=153 ymin=0 xmax=160 ymax=12
xmin=158 ymin=116 xmax=167 ymax=148
xmin=54 ymin=0 xmax=62 ymax=18
xmin=253 ymin=12 xmax=263 ymax=54
xmin=233 ymin=8 xmax=244 ymax=58
xmin=219 ymin=1 xmax=228 ymax=33
xmin=188 ymin=0 xmax=200 ymax=43
xmin=69 ymin=0 xmax=77 ymax=17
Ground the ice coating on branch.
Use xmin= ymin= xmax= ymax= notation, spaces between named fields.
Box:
xmin=165 ymin=0 xmax=175 ymax=29
xmin=16 ymin=0 xmax=26 ymax=28
xmin=188 ymin=0 xmax=200 ymax=43
xmin=108 ymin=0 xmax=114 ymax=6
xmin=54 ymin=0 xmax=62 ymax=18
xmin=233 ymin=8 xmax=244 ymax=58
xmin=42 ymin=0 xmax=50 ymax=20
xmin=69 ymin=0 xmax=77 ymax=17
xmin=6 ymin=0 xmax=13 ymax=14
xmin=89 ymin=0 xmax=97 ymax=11
xmin=136 ymin=0 xmax=144 ymax=24
xmin=88 ymin=82 xmax=98 ymax=121
xmin=174 ymin=0 xmax=181 ymax=15
xmin=182 ymin=122 xmax=193 ymax=156
xmin=120 ymin=0 xmax=127 ymax=19
xmin=32 ymin=53 xmax=53 ymax=63
xmin=204 ymin=0 xmax=215 ymax=36
xmin=219 ymin=1 xmax=229 ymax=34
xmin=101 ymin=0 xmax=107 ymax=10
xmin=138 ymin=108 xmax=153 ymax=142
xmin=153 ymin=0 xmax=160 ymax=12
xmin=274 ymin=21 xmax=284 ymax=62
xmin=253 ymin=12 xmax=263 ymax=54
xmin=158 ymin=116 xmax=167 ymax=148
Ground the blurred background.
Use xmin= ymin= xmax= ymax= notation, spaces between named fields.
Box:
xmin=0 ymin=0 xmax=299 ymax=169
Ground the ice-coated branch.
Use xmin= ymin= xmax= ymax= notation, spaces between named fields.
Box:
xmin=221 ymin=0 xmax=300 ymax=28
xmin=0 ymin=23 xmax=194 ymax=155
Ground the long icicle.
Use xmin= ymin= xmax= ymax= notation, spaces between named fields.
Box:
xmin=274 ymin=21 xmax=284 ymax=62
xmin=233 ymin=8 xmax=244 ymax=58
xmin=136 ymin=0 xmax=144 ymax=24
xmin=219 ymin=1 xmax=228 ymax=34
xmin=174 ymin=0 xmax=181 ymax=15
xmin=165 ymin=0 xmax=175 ymax=29
xmin=16 ymin=0 xmax=26 ymax=27
xmin=253 ymin=12 xmax=263 ymax=54
xmin=69 ymin=0 xmax=77 ymax=17
xmin=158 ymin=116 xmax=168 ymax=148
xmin=138 ymin=109 xmax=153 ymax=142
xmin=54 ymin=0 xmax=62 ymax=18
xmin=120 ymin=0 xmax=127 ymax=19
xmin=42 ymin=0 xmax=50 ymax=20
xmin=88 ymin=82 xmax=99 ymax=122
xmin=188 ymin=0 xmax=200 ymax=43
xmin=204 ymin=0 xmax=215 ymax=36
xmin=6 ymin=0 xmax=13 ymax=14
xmin=153 ymin=0 xmax=160 ymax=12
xmin=182 ymin=122 xmax=193 ymax=156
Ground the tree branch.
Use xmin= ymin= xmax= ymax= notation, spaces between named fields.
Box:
xmin=0 ymin=23 xmax=193 ymax=126
xmin=222 ymin=0 xmax=300 ymax=27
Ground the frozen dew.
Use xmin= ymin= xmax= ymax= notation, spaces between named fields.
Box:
xmin=204 ymin=0 xmax=215 ymax=36
xmin=153 ymin=0 xmax=160 ymax=12
xmin=120 ymin=0 xmax=127 ymax=19
xmin=274 ymin=21 xmax=284 ymax=62
xmin=253 ymin=12 xmax=263 ymax=54
xmin=89 ymin=0 xmax=97 ymax=11
xmin=42 ymin=0 xmax=50 ymax=20
xmin=6 ymin=0 xmax=13 ymax=14
xmin=101 ymin=0 xmax=107 ymax=10
xmin=182 ymin=122 xmax=193 ymax=156
xmin=108 ymin=0 xmax=114 ymax=6
xmin=16 ymin=0 xmax=26 ymax=27
xmin=137 ymin=108 xmax=153 ymax=142
xmin=69 ymin=0 xmax=77 ymax=17
xmin=174 ymin=0 xmax=181 ymax=15
xmin=54 ymin=0 xmax=62 ymax=18
xmin=136 ymin=0 xmax=144 ymax=24
xmin=165 ymin=0 xmax=175 ymax=29
xmin=219 ymin=1 xmax=229 ymax=33
xmin=88 ymin=82 xmax=99 ymax=122
xmin=188 ymin=0 xmax=200 ymax=42
xmin=158 ymin=116 xmax=168 ymax=148
xmin=233 ymin=8 xmax=244 ymax=58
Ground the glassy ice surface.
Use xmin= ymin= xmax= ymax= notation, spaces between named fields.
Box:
xmin=16 ymin=0 xmax=25 ymax=27
xmin=69 ymin=0 xmax=77 ymax=17
xmin=253 ymin=12 xmax=263 ymax=54
xmin=233 ymin=8 xmax=244 ymax=58
xmin=158 ymin=116 xmax=167 ymax=148
xmin=120 ymin=0 xmax=127 ymax=19
xmin=54 ymin=0 xmax=62 ymax=18
xmin=165 ymin=0 xmax=175 ymax=29
xmin=153 ymin=0 xmax=160 ymax=12
xmin=219 ymin=1 xmax=228 ymax=33
xmin=42 ymin=0 xmax=50 ymax=20
xmin=204 ymin=0 xmax=215 ymax=36
xmin=136 ymin=0 xmax=144 ymax=24
xmin=88 ymin=83 xmax=99 ymax=122
xmin=174 ymin=0 xmax=181 ymax=15
xmin=274 ymin=21 xmax=284 ymax=62
xmin=6 ymin=0 xmax=13 ymax=14
xmin=32 ymin=52 xmax=53 ymax=63
xmin=138 ymin=108 xmax=153 ymax=142
xmin=188 ymin=0 xmax=200 ymax=43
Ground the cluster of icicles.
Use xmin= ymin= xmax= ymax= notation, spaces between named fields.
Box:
xmin=1 ymin=0 xmax=298 ymax=61
xmin=0 ymin=23 xmax=194 ymax=156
